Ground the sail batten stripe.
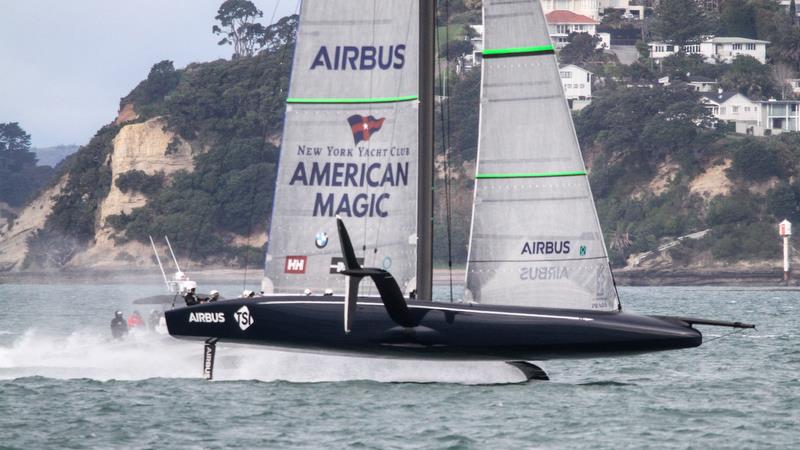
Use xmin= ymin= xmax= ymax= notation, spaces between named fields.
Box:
xmin=286 ymin=95 xmax=418 ymax=104
xmin=476 ymin=171 xmax=586 ymax=179
xmin=482 ymin=45 xmax=555 ymax=58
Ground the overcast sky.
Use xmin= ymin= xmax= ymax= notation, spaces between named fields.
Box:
xmin=0 ymin=0 xmax=298 ymax=148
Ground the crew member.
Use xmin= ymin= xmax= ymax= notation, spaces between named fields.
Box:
xmin=148 ymin=310 xmax=161 ymax=330
xmin=128 ymin=310 xmax=144 ymax=328
xmin=207 ymin=290 xmax=220 ymax=302
xmin=184 ymin=287 xmax=200 ymax=306
xmin=110 ymin=311 xmax=128 ymax=340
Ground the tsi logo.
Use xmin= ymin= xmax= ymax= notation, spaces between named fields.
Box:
xmin=188 ymin=312 xmax=225 ymax=323
xmin=284 ymin=256 xmax=307 ymax=274
xmin=234 ymin=306 xmax=254 ymax=331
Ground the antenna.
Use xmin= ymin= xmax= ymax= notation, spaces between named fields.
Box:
xmin=149 ymin=235 xmax=170 ymax=291
xmin=165 ymin=236 xmax=181 ymax=272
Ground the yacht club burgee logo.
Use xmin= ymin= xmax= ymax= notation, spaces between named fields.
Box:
xmin=347 ymin=115 xmax=385 ymax=144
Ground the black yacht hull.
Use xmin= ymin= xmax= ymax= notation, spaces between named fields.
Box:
xmin=165 ymin=296 xmax=702 ymax=360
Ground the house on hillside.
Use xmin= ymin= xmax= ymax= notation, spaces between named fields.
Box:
xmin=648 ymin=37 xmax=770 ymax=64
xmin=546 ymin=10 xmax=610 ymax=49
xmin=743 ymin=100 xmax=800 ymax=136
xmin=541 ymin=0 xmax=600 ymax=20
xmin=786 ymin=78 xmax=800 ymax=97
xmin=779 ymin=0 xmax=800 ymax=18
xmin=559 ymin=64 xmax=593 ymax=110
xmin=687 ymin=75 xmax=718 ymax=92
xmin=699 ymin=90 xmax=760 ymax=128
xmin=461 ymin=24 xmax=484 ymax=72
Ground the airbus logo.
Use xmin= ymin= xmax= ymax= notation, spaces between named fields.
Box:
xmin=234 ymin=306 xmax=254 ymax=331
xmin=310 ymin=45 xmax=406 ymax=70
xmin=189 ymin=312 xmax=225 ymax=323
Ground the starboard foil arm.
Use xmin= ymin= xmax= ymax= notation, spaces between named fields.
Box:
xmin=336 ymin=216 xmax=418 ymax=332
xmin=654 ymin=316 xmax=756 ymax=329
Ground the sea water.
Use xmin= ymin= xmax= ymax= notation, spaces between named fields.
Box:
xmin=0 ymin=283 xmax=798 ymax=449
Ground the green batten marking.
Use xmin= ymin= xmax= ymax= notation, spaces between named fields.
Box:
xmin=476 ymin=171 xmax=586 ymax=179
xmin=482 ymin=44 xmax=555 ymax=57
xmin=286 ymin=95 xmax=418 ymax=104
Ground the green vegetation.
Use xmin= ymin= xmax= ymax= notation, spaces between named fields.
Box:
xmin=115 ymin=170 xmax=165 ymax=195
xmin=0 ymin=123 xmax=54 ymax=208
xmin=651 ymin=0 xmax=714 ymax=45
xmin=26 ymin=15 xmax=298 ymax=268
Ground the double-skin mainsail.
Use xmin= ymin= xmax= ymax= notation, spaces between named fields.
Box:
xmin=263 ymin=1 xmax=423 ymax=297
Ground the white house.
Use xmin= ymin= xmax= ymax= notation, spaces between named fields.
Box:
xmin=545 ymin=10 xmax=609 ymax=49
xmin=702 ymin=37 xmax=770 ymax=64
xmin=648 ymin=37 xmax=770 ymax=64
xmin=700 ymin=90 xmax=760 ymax=125
xmin=742 ymin=100 xmax=800 ymax=136
xmin=541 ymin=0 xmax=600 ymax=20
xmin=779 ymin=0 xmax=800 ymax=18
xmin=687 ymin=75 xmax=718 ymax=92
xmin=461 ymin=24 xmax=484 ymax=72
xmin=559 ymin=64 xmax=593 ymax=110
xmin=786 ymin=78 xmax=800 ymax=96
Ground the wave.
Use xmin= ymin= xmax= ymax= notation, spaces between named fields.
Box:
xmin=0 ymin=328 xmax=532 ymax=384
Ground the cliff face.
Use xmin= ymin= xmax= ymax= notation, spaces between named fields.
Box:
xmin=0 ymin=117 xmax=196 ymax=270
xmin=73 ymin=118 xmax=195 ymax=268
xmin=0 ymin=178 xmax=67 ymax=271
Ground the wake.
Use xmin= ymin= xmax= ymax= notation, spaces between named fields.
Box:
xmin=0 ymin=328 xmax=530 ymax=384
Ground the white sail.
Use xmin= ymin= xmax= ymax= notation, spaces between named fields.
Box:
xmin=263 ymin=0 xmax=419 ymax=295
xmin=464 ymin=0 xmax=619 ymax=310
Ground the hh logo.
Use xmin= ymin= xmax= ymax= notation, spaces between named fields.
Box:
xmin=284 ymin=256 xmax=307 ymax=274
xmin=234 ymin=305 xmax=254 ymax=331
xmin=347 ymin=115 xmax=384 ymax=145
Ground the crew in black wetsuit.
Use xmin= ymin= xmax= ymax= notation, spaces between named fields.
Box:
xmin=184 ymin=288 xmax=199 ymax=306
xmin=110 ymin=311 xmax=128 ymax=340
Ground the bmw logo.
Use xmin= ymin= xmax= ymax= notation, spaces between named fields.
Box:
xmin=315 ymin=231 xmax=328 ymax=249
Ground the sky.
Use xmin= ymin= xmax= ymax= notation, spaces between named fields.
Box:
xmin=0 ymin=0 xmax=298 ymax=148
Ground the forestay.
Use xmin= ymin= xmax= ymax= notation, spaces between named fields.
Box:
xmin=465 ymin=0 xmax=619 ymax=310
xmin=263 ymin=0 xmax=419 ymax=295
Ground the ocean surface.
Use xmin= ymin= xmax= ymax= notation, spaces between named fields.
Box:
xmin=0 ymin=282 xmax=797 ymax=449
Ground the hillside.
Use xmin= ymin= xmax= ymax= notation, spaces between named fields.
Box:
xmin=2 ymin=3 xmax=799 ymax=277
xmin=31 ymin=145 xmax=79 ymax=167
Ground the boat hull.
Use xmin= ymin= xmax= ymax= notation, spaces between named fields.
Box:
xmin=165 ymin=296 xmax=702 ymax=360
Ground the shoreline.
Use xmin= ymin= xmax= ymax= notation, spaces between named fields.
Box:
xmin=0 ymin=266 xmax=795 ymax=287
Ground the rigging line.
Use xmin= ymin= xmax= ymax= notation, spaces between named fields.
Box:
xmin=443 ymin=0 xmax=455 ymax=303
xmin=242 ymin=0 xmax=292 ymax=290
xmin=434 ymin=0 xmax=455 ymax=303
xmin=702 ymin=328 xmax=747 ymax=344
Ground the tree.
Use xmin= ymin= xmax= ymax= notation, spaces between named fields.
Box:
xmin=719 ymin=0 xmax=757 ymax=38
xmin=651 ymin=0 xmax=713 ymax=45
xmin=772 ymin=63 xmax=797 ymax=99
xmin=721 ymin=55 xmax=778 ymax=98
xmin=212 ymin=0 xmax=266 ymax=58
xmin=558 ymin=33 xmax=602 ymax=65
xmin=257 ymin=14 xmax=298 ymax=53
xmin=123 ymin=60 xmax=180 ymax=108
xmin=0 ymin=123 xmax=53 ymax=207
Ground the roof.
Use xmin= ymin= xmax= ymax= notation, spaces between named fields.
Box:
xmin=688 ymin=75 xmax=716 ymax=83
xmin=700 ymin=90 xmax=747 ymax=104
xmin=545 ymin=10 xmax=599 ymax=25
xmin=559 ymin=64 xmax=593 ymax=74
xmin=708 ymin=37 xmax=770 ymax=45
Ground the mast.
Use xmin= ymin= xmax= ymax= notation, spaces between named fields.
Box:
xmin=417 ymin=0 xmax=435 ymax=301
